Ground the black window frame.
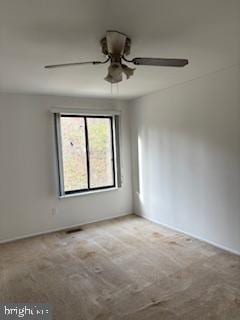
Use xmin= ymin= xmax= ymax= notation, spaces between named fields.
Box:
xmin=54 ymin=113 xmax=118 ymax=197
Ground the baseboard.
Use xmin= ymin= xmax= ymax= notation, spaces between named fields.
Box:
xmin=138 ymin=213 xmax=240 ymax=256
xmin=0 ymin=212 xmax=132 ymax=244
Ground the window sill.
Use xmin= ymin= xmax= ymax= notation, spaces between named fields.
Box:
xmin=58 ymin=187 xmax=120 ymax=199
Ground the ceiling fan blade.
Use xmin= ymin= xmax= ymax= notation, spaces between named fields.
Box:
xmin=44 ymin=60 xmax=108 ymax=69
xmin=132 ymin=58 xmax=189 ymax=67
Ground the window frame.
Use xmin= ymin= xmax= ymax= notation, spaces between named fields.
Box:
xmin=54 ymin=112 xmax=120 ymax=197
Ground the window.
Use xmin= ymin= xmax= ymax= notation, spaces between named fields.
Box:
xmin=54 ymin=112 xmax=120 ymax=197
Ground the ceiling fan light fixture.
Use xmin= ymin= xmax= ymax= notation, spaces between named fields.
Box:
xmin=104 ymin=73 xmax=122 ymax=84
xmin=104 ymin=63 xmax=123 ymax=83
xmin=104 ymin=74 xmax=115 ymax=83
xmin=104 ymin=62 xmax=136 ymax=83
xmin=122 ymin=64 xmax=135 ymax=79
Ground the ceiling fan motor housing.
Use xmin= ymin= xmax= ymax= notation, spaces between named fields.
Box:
xmin=101 ymin=31 xmax=131 ymax=58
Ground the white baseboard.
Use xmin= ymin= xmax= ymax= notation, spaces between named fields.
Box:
xmin=138 ymin=213 xmax=240 ymax=256
xmin=0 ymin=212 xmax=132 ymax=244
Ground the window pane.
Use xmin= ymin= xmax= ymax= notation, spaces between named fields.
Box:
xmin=87 ymin=117 xmax=114 ymax=188
xmin=61 ymin=116 xmax=88 ymax=192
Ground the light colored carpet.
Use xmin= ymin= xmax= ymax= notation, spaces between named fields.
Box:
xmin=0 ymin=215 xmax=240 ymax=319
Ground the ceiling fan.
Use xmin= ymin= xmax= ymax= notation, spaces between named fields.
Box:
xmin=45 ymin=30 xmax=189 ymax=84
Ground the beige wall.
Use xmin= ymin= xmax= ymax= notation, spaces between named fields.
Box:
xmin=0 ymin=93 xmax=132 ymax=242
xmin=130 ymin=65 xmax=240 ymax=254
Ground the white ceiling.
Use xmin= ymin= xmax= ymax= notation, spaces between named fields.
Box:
xmin=0 ymin=0 xmax=239 ymax=99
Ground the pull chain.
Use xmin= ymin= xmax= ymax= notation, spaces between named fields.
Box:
xmin=110 ymin=83 xmax=120 ymax=95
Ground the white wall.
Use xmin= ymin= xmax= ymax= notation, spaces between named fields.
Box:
xmin=130 ymin=65 xmax=240 ymax=254
xmin=1 ymin=67 xmax=240 ymax=255
xmin=0 ymin=93 xmax=132 ymax=242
